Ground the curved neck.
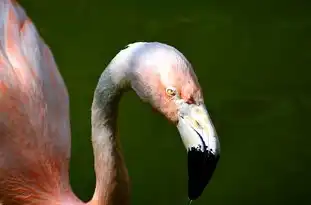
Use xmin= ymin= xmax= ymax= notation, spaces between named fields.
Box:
xmin=90 ymin=51 xmax=132 ymax=205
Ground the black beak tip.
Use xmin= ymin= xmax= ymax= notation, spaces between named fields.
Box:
xmin=187 ymin=147 xmax=220 ymax=200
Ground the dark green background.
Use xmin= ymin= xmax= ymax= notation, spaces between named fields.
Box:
xmin=20 ymin=0 xmax=310 ymax=204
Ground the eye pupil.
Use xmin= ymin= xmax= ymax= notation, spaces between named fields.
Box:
xmin=166 ymin=87 xmax=176 ymax=96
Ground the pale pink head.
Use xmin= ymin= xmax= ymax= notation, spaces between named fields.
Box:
xmin=110 ymin=42 xmax=221 ymax=200
xmin=128 ymin=43 xmax=203 ymax=123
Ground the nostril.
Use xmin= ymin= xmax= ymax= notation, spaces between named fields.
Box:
xmin=194 ymin=120 xmax=203 ymax=129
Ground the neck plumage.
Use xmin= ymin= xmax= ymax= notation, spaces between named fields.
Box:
xmin=90 ymin=47 xmax=135 ymax=205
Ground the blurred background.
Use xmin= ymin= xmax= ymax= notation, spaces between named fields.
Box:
xmin=20 ymin=0 xmax=310 ymax=205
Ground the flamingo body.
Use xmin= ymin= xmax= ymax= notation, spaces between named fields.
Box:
xmin=0 ymin=0 xmax=76 ymax=204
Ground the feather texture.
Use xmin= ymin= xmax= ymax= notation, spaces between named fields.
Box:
xmin=0 ymin=0 xmax=72 ymax=204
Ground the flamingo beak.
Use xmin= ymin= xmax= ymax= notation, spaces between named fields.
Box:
xmin=177 ymin=103 xmax=220 ymax=200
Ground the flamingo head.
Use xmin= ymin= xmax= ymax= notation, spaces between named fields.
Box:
xmin=129 ymin=43 xmax=221 ymax=200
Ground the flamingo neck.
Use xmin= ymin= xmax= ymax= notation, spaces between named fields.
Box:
xmin=90 ymin=46 xmax=136 ymax=205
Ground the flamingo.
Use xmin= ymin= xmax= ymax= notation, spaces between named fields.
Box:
xmin=0 ymin=0 xmax=220 ymax=204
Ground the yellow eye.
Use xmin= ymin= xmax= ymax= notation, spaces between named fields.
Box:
xmin=166 ymin=87 xmax=177 ymax=97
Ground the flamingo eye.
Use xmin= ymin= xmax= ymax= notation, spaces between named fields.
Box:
xmin=166 ymin=87 xmax=177 ymax=97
